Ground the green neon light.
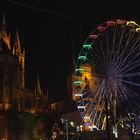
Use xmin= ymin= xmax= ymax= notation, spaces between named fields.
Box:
xmin=74 ymin=81 xmax=82 ymax=84
xmin=78 ymin=56 xmax=87 ymax=60
xmin=83 ymin=44 xmax=91 ymax=49
xmin=75 ymin=68 xmax=84 ymax=72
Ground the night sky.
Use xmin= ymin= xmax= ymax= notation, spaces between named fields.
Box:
xmin=0 ymin=0 xmax=140 ymax=100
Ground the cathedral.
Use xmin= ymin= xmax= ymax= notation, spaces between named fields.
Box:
xmin=0 ymin=15 xmax=49 ymax=139
xmin=0 ymin=14 xmax=48 ymax=113
xmin=0 ymin=14 xmax=88 ymax=140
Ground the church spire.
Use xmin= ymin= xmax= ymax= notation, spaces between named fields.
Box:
xmin=1 ymin=14 xmax=7 ymax=36
xmin=14 ymin=30 xmax=22 ymax=55
xmin=36 ymin=74 xmax=42 ymax=95
xmin=13 ymin=30 xmax=25 ymax=89
xmin=0 ymin=14 xmax=11 ymax=50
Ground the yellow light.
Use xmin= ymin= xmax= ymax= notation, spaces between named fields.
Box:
xmin=101 ymin=116 xmax=106 ymax=130
xmin=80 ymin=125 xmax=83 ymax=131
xmin=75 ymin=94 xmax=82 ymax=97
xmin=78 ymin=106 xmax=85 ymax=109
xmin=84 ymin=116 xmax=90 ymax=120
xmin=136 ymin=28 xmax=140 ymax=32
xmin=126 ymin=21 xmax=137 ymax=26
xmin=70 ymin=121 xmax=75 ymax=127
xmin=5 ymin=103 xmax=11 ymax=110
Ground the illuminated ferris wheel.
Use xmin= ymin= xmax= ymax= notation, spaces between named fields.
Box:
xmin=74 ymin=19 xmax=140 ymax=131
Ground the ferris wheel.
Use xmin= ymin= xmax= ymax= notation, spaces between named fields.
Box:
xmin=74 ymin=19 xmax=140 ymax=131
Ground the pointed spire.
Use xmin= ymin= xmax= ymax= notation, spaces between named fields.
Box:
xmin=36 ymin=74 xmax=42 ymax=95
xmin=0 ymin=14 xmax=11 ymax=50
xmin=1 ymin=13 xmax=7 ymax=36
xmin=14 ymin=30 xmax=21 ymax=55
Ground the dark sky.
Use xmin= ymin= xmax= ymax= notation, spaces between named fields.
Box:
xmin=0 ymin=0 xmax=140 ymax=100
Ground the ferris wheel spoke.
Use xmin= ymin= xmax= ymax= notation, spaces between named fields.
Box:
xmin=94 ymin=34 xmax=108 ymax=68
xmin=125 ymin=87 xmax=140 ymax=112
xmin=83 ymin=80 xmax=105 ymax=121
xmin=123 ymin=92 xmax=140 ymax=114
xmin=118 ymin=72 xmax=140 ymax=78
xmin=92 ymin=100 xmax=105 ymax=126
xmin=95 ymin=113 xmax=102 ymax=128
xmin=117 ymin=37 xmax=140 ymax=71
xmin=117 ymin=49 xmax=137 ymax=73
xmin=117 ymin=85 xmax=136 ymax=113
xmin=125 ymin=83 xmax=140 ymax=94
xmin=96 ymin=103 xmax=105 ymax=128
xmin=82 ymin=88 xmax=92 ymax=97
xmin=89 ymin=59 xmax=106 ymax=74
xmin=126 ymin=86 xmax=140 ymax=99
xmin=116 ymin=28 xmax=124 ymax=48
xmin=83 ymin=103 xmax=95 ymax=119
xmin=121 ymin=79 xmax=140 ymax=87
xmin=118 ymin=25 xmax=127 ymax=47
xmin=112 ymin=24 xmax=117 ymax=49
xmin=111 ymin=27 xmax=130 ymax=70
xmin=121 ymin=47 xmax=140 ymax=70
xmin=114 ymin=32 xmax=139 ymax=67
xmin=119 ymin=53 xmax=140 ymax=74
xmin=83 ymin=96 xmax=99 ymax=117
xmin=118 ymin=84 xmax=129 ymax=101
xmin=116 ymin=92 xmax=123 ymax=114
xmin=91 ymin=38 xmax=109 ymax=72
xmin=84 ymin=89 xmax=103 ymax=116
xmin=92 ymin=109 xmax=98 ymax=125
xmin=91 ymin=47 xmax=107 ymax=71
xmin=120 ymin=48 xmax=140 ymax=71
xmin=106 ymin=37 xmax=109 ymax=66
xmin=106 ymin=27 xmax=112 ymax=67
xmin=120 ymin=62 xmax=140 ymax=76
xmin=125 ymin=30 xmax=136 ymax=46
xmin=117 ymin=54 xmax=139 ymax=75
xmin=107 ymin=26 xmax=117 ymax=67
xmin=75 ymin=19 xmax=140 ymax=130
xmin=82 ymin=105 xmax=96 ymax=120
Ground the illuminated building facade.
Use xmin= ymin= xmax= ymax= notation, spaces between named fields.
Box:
xmin=0 ymin=15 xmax=25 ymax=111
xmin=0 ymin=15 xmax=48 ymax=113
xmin=0 ymin=15 xmax=48 ymax=139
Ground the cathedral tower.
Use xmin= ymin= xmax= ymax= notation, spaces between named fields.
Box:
xmin=13 ymin=31 xmax=25 ymax=90
xmin=0 ymin=14 xmax=25 ymax=111
xmin=0 ymin=14 xmax=11 ymax=50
